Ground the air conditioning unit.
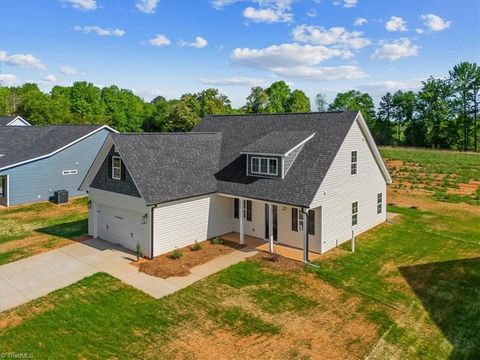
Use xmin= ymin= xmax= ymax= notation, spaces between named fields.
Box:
xmin=54 ymin=190 xmax=69 ymax=204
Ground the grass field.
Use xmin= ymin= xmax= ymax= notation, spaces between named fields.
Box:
xmin=0 ymin=197 xmax=88 ymax=265
xmin=380 ymin=147 xmax=480 ymax=205
xmin=0 ymin=147 xmax=479 ymax=359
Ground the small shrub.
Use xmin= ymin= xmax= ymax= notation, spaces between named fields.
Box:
xmin=191 ymin=241 xmax=202 ymax=251
xmin=266 ymin=252 xmax=280 ymax=262
xmin=211 ymin=237 xmax=224 ymax=245
xmin=169 ymin=249 xmax=183 ymax=260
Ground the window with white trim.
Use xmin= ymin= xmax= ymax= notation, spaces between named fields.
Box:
xmin=377 ymin=193 xmax=382 ymax=214
xmin=251 ymin=156 xmax=278 ymax=176
xmin=352 ymin=201 xmax=358 ymax=226
xmin=351 ymin=151 xmax=358 ymax=175
xmin=112 ymin=156 xmax=122 ymax=180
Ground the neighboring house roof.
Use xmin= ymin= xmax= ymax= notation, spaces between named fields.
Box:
xmin=193 ymin=111 xmax=360 ymax=207
xmin=241 ymin=131 xmax=315 ymax=156
xmin=110 ymin=133 xmax=222 ymax=205
xmin=0 ymin=125 xmax=116 ymax=170
xmin=0 ymin=116 xmax=31 ymax=126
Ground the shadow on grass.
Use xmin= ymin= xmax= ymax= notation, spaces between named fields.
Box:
xmin=37 ymin=219 xmax=88 ymax=240
xmin=399 ymin=258 xmax=480 ymax=359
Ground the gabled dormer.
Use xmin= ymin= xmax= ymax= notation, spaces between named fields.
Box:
xmin=241 ymin=131 xmax=315 ymax=179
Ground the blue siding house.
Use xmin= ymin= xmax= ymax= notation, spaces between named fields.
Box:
xmin=0 ymin=125 xmax=115 ymax=206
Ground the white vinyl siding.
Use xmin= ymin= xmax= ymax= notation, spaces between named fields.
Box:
xmin=310 ymin=118 xmax=387 ymax=252
xmin=277 ymin=205 xmax=322 ymax=253
xmin=152 ymin=194 xmax=232 ymax=256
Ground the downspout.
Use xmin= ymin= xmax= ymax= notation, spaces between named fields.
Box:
xmin=302 ymin=207 xmax=320 ymax=269
xmin=149 ymin=204 xmax=158 ymax=259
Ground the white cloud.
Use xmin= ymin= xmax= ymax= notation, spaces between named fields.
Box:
xmin=353 ymin=17 xmax=367 ymax=27
xmin=42 ymin=74 xmax=58 ymax=83
xmin=63 ymin=0 xmax=97 ymax=11
xmin=210 ymin=0 xmax=237 ymax=9
xmin=135 ymin=0 xmax=160 ymax=14
xmin=359 ymin=80 xmax=421 ymax=92
xmin=385 ymin=16 xmax=408 ymax=32
xmin=179 ymin=36 xmax=208 ymax=48
xmin=148 ymin=34 xmax=171 ymax=47
xmin=307 ymin=9 xmax=317 ymax=18
xmin=199 ymin=76 xmax=266 ymax=86
xmin=0 ymin=73 xmax=19 ymax=86
xmin=59 ymin=65 xmax=79 ymax=75
xmin=243 ymin=3 xmax=293 ymax=23
xmin=230 ymin=43 xmax=365 ymax=80
xmin=212 ymin=0 xmax=294 ymax=23
xmin=292 ymin=25 xmax=371 ymax=49
xmin=74 ymin=25 xmax=125 ymax=37
xmin=371 ymin=38 xmax=420 ymax=61
xmin=334 ymin=0 xmax=357 ymax=8
xmin=416 ymin=28 xmax=424 ymax=34
xmin=0 ymin=50 xmax=46 ymax=69
xmin=420 ymin=14 xmax=451 ymax=31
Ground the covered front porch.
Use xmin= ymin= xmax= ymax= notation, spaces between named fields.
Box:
xmin=218 ymin=194 xmax=322 ymax=262
xmin=221 ymin=232 xmax=322 ymax=262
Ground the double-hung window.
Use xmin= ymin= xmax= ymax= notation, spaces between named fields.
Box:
xmin=292 ymin=208 xmax=315 ymax=235
xmin=234 ymin=198 xmax=252 ymax=221
xmin=112 ymin=156 xmax=122 ymax=180
xmin=352 ymin=201 xmax=358 ymax=226
xmin=251 ymin=156 xmax=278 ymax=176
xmin=377 ymin=193 xmax=383 ymax=214
xmin=351 ymin=151 xmax=358 ymax=175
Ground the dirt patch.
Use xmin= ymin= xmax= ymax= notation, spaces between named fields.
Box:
xmin=251 ymin=252 xmax=304 ymax=272
xmin=0 ymin=302 xmax=55 ymax=332
xmin=388 ymin=188 xmax=480 ymax=216
xmin=446 ymin=180 xmax=480 ymax=196
xmin=152 ymin=272 xmax=385 ymax=360
xmin=136 ymin=239 xmax=244 ymax=278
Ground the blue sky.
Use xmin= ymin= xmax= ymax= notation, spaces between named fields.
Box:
xmin=1 ymin=0 xmax=478 ymax=107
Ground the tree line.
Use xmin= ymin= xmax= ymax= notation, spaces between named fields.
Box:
xmin=0 ymin=61 xmax=478 ymax=151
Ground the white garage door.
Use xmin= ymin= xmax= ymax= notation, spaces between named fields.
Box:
xmin=97 ymin=206 xmax=145 ymax=252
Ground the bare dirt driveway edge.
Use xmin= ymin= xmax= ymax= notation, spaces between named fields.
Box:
xmin=0 ymin=238 xmax=257 ymax=312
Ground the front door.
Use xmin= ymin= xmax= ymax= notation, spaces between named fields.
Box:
xmin=265 ymin=204 xmax=278 ymax=241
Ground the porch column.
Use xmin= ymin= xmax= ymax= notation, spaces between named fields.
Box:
xmin=268 ymin=203 xmax=274 ymax=253
xmin=303 ymin=210 xmax=308 ymax=263
xmin=239 ymin=198 xmax=245 ymax=245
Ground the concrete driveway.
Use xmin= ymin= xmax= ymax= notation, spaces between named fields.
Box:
xmin=0 ymin=238 xmax=180 ymax=312
xmin=0 ymin=238 xmax=256 ymax=312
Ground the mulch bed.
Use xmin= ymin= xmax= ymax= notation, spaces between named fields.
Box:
xmin=135 ymin=239 xmax=244 ymax=278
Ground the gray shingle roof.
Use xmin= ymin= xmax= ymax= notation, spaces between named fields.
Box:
xmin=0 ymin=125 xmax=107 ymax=170
xmin=242 ymin=130 xmax=314 ymax=155
xmin=193 ymin=111 xmax=359 ymax=207
xmin=0 ymin=116 xmax=19 ymax=126
xmin=111 ymin=133 xmax=222 ymax=206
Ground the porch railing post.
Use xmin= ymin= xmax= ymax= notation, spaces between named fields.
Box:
xmin=303 ymin=210 xmax=308 ymax=263
xmin=268 ymin=203 xmax=274 ymax=253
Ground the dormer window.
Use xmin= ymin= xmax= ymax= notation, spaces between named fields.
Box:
xmin=242 ymin=131 xmax=315 ymax=179
xmin=251 ymin=157 xmax=278 ymax=176
xmin=112 ymin=156 xmax=122 ymax=180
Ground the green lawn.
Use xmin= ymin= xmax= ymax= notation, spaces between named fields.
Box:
xmin=1 ymin=201 xmax=479 ymax=359
xmin=312 ymin=204 xmax=480 ymax=359
xmin=380 ymin=147 xmax=480 ymax=204
xmin=0 ymin=197 xmax=88 ymax=264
